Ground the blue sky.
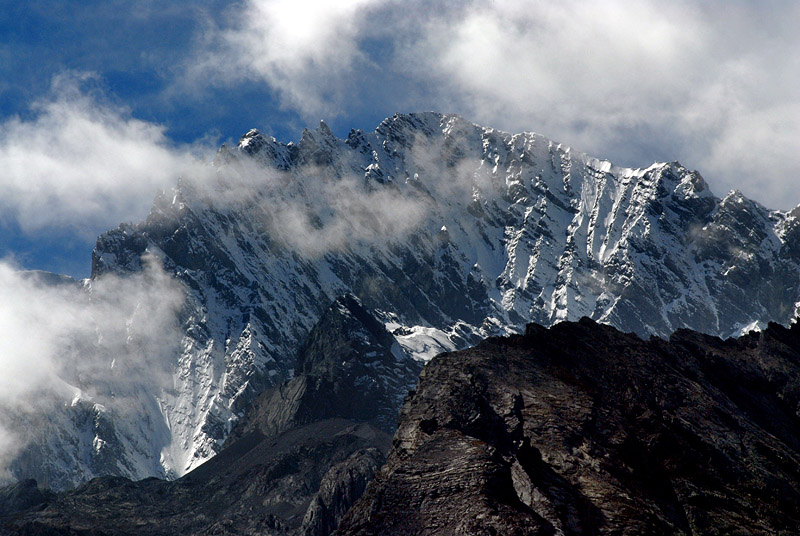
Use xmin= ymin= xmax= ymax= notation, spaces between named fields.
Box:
xmin=1 ymin=0 xmax=798 ymax=277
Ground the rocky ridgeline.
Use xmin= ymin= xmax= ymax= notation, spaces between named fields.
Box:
xmin=9 ymin=111 xmax=800 ymax=489
xmin=4 ymin=318 xmax=800 ymax=534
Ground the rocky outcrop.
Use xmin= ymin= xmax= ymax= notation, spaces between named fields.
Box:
xmin=6 ymin=315 xmax=800 ymax=534
xmin=299 ymin=448 xmax=385 ymax=536
xmin=0 ymin=480 xmax=52 ymax=519
xmin=338 ymin=318 xmax=800 ymax=535
xmin=225 ymin=294 xmax=422 ymax=442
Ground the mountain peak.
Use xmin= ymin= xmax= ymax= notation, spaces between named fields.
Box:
xmin=15 ymin=111 xmax=800 ymax=492
xmin=237 ymin=127 xmax=267 ymax=151
xmin=317 ymin=119 xmax=333 ymax=137
xmin=295 ymin=293 xmax=410 ymax=379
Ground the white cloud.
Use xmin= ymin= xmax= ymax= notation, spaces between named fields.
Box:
xmin=0 ymin=254 xmax=183 ymax=400
xmin=399 ymin=0 xmax=800 ymax=209
xmin=189 ymin=0 xmax=800 ymax=209
xmin=179 ymin=145 xmax=434 ymax=256
xmin=191 ymin=0 xmax=385 ymax=118
xmin=264 ymin=173 xmax=432 ymax=256
xmin=0 ymin=253 xmax=184 ymax=478
xmin=0 ymin=72 xmax=206 ymax=234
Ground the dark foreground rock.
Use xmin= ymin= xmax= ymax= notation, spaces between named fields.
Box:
xmin=338 ymin=318 xmax=800 ymax=535
xmin=0 ymin=295 xmax=420 ymax=536
xmin=6 ymin=315 xmax=800 ymax=535
xmin=0 ymin=481 xmax=53 ymax=519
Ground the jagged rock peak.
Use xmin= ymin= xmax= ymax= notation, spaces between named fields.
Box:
xmin=241 ymin=127 xmax=262 ymax=139
xmin=375 ymin=111 xmax=445 ymax=139
xmin=299 ymin=119 xmax=337 ymax=143
xmin=317 ymin=118 xmax=334 ymax=136
xmin=17 ymin=109 xmax=800 ymax=493
xmin=296 ymin=293 xmax=400 ymax=377
xmin=224 ymin=295 xmax=423 ymax=442
xmin=238 ymin=127 xmax=268 ymax=150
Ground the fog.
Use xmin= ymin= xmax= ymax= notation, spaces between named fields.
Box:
xmin=0 ymin=253 xmax=184 ymax=480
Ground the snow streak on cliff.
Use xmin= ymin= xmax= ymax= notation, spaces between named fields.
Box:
xmin=9 ymin=112 xmax=800 ymax=488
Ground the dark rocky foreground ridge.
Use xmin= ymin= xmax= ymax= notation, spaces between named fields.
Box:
xmin=338 ymin=318 xmax=800 ymax=535
xmin=3 ymin=315 xmax=800 ymax=534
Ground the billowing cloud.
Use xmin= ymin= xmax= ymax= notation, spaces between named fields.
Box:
xmin=190 ymin=0 xmax=386 ymax=119
xmin=403 ymin=0 xmax=800 ymax=209
xmin=190 ymin=0 xmax=800 ymax=210
xmin=0 ymin=72 xmax=207 ymax=235
xmin=414 ymin=1 xmax=708 ymax=139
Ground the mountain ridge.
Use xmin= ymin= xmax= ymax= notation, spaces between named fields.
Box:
xmin=5 ymin=111 xmax=800 ymax=489
xmin=4 ymin=317 xmax=799 ymax=535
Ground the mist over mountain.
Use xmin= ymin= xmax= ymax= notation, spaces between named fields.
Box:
xmin=0 ymin=295 xmax=413 ymax=535
xmin=4 ymin=111 xmax=800 ymax=491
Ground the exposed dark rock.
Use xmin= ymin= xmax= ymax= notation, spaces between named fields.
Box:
xmin=0 ymin=480 xmax=53 ymax=519
xmin=338 ymin=318 xmax=800 ymax=535
xmin=225 ymin=293 xmax=422 ymax=441
xmin=7 ymin=312 xmax=800 ymax=534
xmin=298 ymin=448 xmax=385 ymax=536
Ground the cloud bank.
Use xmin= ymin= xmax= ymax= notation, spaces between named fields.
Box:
xmin=0 ymin=255 xmax=183 ymax=398
xmin=193 ymin=0 xmax=800 ymax=210
xmin=410 ymin=0 xmax=800 ymax=209
xmin=0 ymin=73 xmax=206 ymax=235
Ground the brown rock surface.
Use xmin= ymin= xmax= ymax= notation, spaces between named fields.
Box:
xmin=338 ymin=318 xmax=800 ymax=535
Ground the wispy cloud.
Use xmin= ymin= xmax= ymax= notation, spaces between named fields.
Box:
xmin=0 ymin=253 xmax=184 ymax=480
xmin=187 ymin=0 xmax=800 ymax=210
xmin=0 ymin=254 xmax=183 ymax=397
xmin=263 ymin=173 xmax=432 ymax=256
xmin=0 ymin=72 xmax=209 ymax=235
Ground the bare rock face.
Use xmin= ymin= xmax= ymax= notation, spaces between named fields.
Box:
xmin=299 ymin=448 xmax=385 ymax=536
xmin=0 ymin=480 xmax=53 ymax=519
xmin=338 ymin=318 xmax=800 ymax=535
xmin=4 ymin=316 xmax=800 ymax=534
xmin=225 ymin=293 xmax=423 ymax=443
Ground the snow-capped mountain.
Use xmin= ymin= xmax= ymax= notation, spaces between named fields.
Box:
xmin=9 ymin=112 xmax=800 ymax=489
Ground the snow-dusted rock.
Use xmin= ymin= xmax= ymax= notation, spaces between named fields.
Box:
xmin=10 ymin=112 xmax=800 ymax=489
